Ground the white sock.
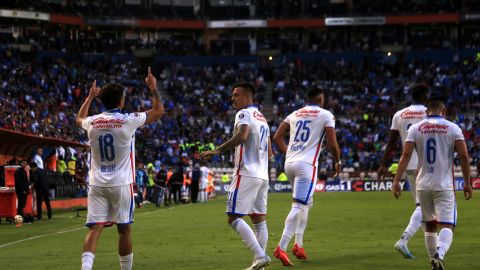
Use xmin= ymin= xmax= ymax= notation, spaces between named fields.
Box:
xmin=231 ymin=218 xmax=265 ymax=259
xmin=253 ymin=221 xmax=268 ymax=252
xmin=279 ymin=204 xmax=304 ymax=251
xmin=119 ymin=253 xmax=133 ymax=270
xmin=295 ymin=203 xmax=311 ymax=247
xmin=81 ymin=252 xmax=95 ymax=270
xmin=198 ymin=192 xmax=203 ymax=202
xmin=437 ymin=228 xmax=453 ymax=260
xmin=399 ymin=206 xmax=422 ymax=244
xmin=425 ymin=232 xmax=437 ymax=258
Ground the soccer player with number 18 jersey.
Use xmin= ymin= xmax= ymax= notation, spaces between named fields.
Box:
xmin=76 ymin=68 xmax=164 ymax=270
xmin=272 ymin=87 xmax=341 ymax=266
xmin=393 ymin=99 xmax=472 ymax=270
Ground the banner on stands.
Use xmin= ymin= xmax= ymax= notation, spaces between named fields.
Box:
xmin=325 ymin=17 xmax=385 ymax=26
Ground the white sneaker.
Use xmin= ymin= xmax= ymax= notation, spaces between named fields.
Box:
xmin=394 ymin=241 xmax=415 ymax=259
xmin=244 ymin=255 xmax=271 ymax=270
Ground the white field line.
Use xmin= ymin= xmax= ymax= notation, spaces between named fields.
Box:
xmin=0 ymin=226 xmax=84 ymax=249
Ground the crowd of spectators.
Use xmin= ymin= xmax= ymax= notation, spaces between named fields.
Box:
xmin=1 ymin=45 xmax=479 ymax=176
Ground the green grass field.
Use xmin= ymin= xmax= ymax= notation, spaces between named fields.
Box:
xmin=0 ymin=192 xmax=478 ymax=270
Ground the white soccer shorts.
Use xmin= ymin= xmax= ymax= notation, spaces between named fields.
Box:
xmin=86 ymin=184 xmax=135 ymax=227
xmin=285 ymin=161 xmax=318 ymax=205
xmin=405 ymin=170 xmax=419 ymax=205
xmin=199 ymin=180 xmax=208 ymax=190
xmin=418 ymin=190 xmax=456 ymax=226
xmin=226 ymin=175 xmax=268 ymax=216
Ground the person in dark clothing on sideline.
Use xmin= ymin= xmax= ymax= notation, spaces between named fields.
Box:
xmin=30 ymin=162 xmax=52 ymax=220
xmin=190 ymin=164 xmax=201 ymax=203
xmin=14 ymin=160 xmax=30 ymax=217
xmin=169 ymin=165 xmax=184 ymax=204
xmin=155 ymin=164 xmax=169 ymax=206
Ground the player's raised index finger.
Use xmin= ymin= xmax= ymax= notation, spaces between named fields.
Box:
xmin=148 ymin=66 xmax=151 ymax=76
xmin=92 ymin=80 xmax=96 ymax=89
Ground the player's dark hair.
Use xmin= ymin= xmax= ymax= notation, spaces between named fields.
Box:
xmin=307 ymin=87 xmax=324 ymax=101
xmin=426 ymin=97 xmax=445 ymax=112
xmin=99 ymin=83 xmax=124 ymax=110
xmin=232 ymin=82 xmax=255 ymax=97
xmin=411 ymin=84 xmax=429 ymax=103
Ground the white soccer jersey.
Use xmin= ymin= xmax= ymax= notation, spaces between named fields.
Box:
xmin=284 ymin=105 xmax=335 ymax=166
xmin=391 ymin=104 xmax=427 ymax=170
xmin=82 ymin=110 xmax=146 ymax=187
xmin=406 ymin=116 xmax=465 ymax=191
xmin=200 ymin=166 xmax=209 ymax=184
xmin=233 ymin=105 xmax=269 ymax=181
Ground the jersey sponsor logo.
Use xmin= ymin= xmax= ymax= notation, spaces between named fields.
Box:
xmin=92 ymin=117 xmax=125 ymax=129
xmin=295 ymin=109 xmax=320 ymax=118
xmin=289 ymin=144 xmax=306 ymax=152
xmin=253 ymin=111 xmax=267 ymax=122
xmin=100 ymin=164 xmax=116 ymax=173
xmin=418 ymin=122 xmax=449 ymax=134
xmin=400 ymin=110 xmax=425 ymax=119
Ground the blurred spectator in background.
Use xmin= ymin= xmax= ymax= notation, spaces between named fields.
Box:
xmin=33 ymin=147 xmax=44 ymax=169
xmin=190 ymin=164 xmax=201 ymax=203
xmin=57 ymin=155 xmax=67 ymax=174
xmin=14 ymin=160 xmax=30 ymax=218
xmin=168 ymin=165 xmax=184 ymax=204
xmin=30 ymin=162 xmax=52 ymax=221
xmin=45 ymin=150 xmax=57 ymax=172
xmin=135 ymin=163 xmax=147 ymax=208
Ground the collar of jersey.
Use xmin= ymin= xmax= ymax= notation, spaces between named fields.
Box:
xmin=427 ymin=115 xmax=444 ymax=118
xmin=102 ymin=108 xmax=122 ymax=114
xmin=306 ymin=103 xmax=321 ymax=108
xmin=243 ymin=104 xmax=258 ymax=109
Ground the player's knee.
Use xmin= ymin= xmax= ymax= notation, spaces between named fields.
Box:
xmin=424 ymin=221 xmax=438 ymax=232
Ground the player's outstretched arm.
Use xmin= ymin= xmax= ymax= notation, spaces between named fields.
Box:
xmin=455 ymin=140 xmax=473 ymax=200
xmin=392 ymin=142 xmax=414 ymax=199
xmin=378 ymin=130 xmax=400 ymax=180
xmin=326 ymin=127 xmax=341 ymax=177
xmin=76 ymin=80 xmax=99 ymax=128
xmin=273 ymin=122 xmax=289 ymax=155
xmin=200 ymin=124 xmax=250 ymax=160
xmin=144 ymin=67 xmax=164 ymax=125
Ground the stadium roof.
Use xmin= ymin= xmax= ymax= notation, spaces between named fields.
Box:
xmin=0 ymin=128 xmax=88 ymax=158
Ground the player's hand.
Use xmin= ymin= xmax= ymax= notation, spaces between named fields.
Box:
xmin=463 ymin=184 xmax=473 ymax=200
xmin=145 ymin=66 xmax=157 ymax=91
xmin=200 ymin=150 xmax=220 ymax=160
xmin=87 ymin=80 xmax=100 ymax=100
xmin=377 ymin=166 xmax=387 ymax=180
xmin=392 ymin=180 xmax=401 ymax=199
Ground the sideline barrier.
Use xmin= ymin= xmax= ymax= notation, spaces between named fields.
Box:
xmin=213 ymin=178 xmax=479 ymax=195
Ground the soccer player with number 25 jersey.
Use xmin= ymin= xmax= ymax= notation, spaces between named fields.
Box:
xmin=76 ymin=67 xmax=164 ymax=270
xmin=272 ymin=87 xmax=341 ymax=266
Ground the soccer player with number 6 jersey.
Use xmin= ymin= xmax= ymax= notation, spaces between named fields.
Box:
xmin=200 ymin=82 xmax=272 ymax=270
xmin=393 ymin=98 xmax=473 ymax=270
xmin=272 ymin=87 xmax=341 ymax=266
xmin=76 ymin=67 xmax=164 ymax=270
